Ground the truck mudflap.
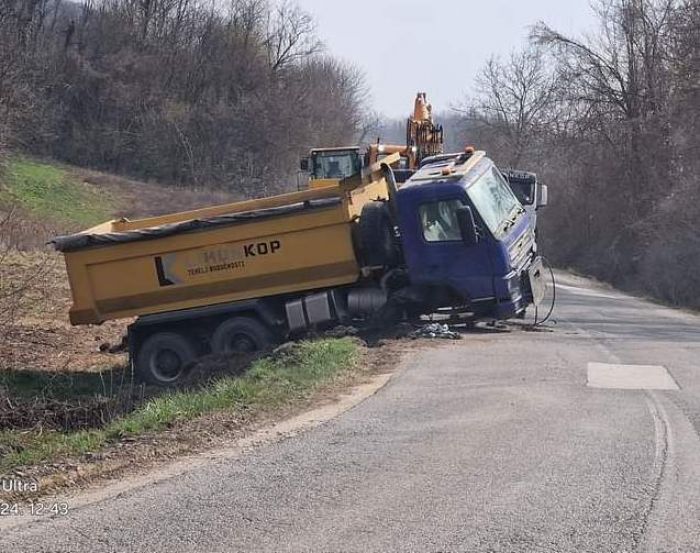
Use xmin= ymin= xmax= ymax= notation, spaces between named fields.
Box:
xmin=527 ymin=256 xmax=546 ymax=306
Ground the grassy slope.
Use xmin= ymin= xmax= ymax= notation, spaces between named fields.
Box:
xmin=0 ymin=156 xmax=235 ymax=235
xmin=1 ymin=158 xmax=116 ymax=228
xmin=0 ymin=339 xmax=360 ymax=476
xmin=0 ymin=156 xmax=236 ymax=373
xmin=0 ymin=157 xmax=127 ymax=374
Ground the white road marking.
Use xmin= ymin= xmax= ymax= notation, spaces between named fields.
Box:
xmin=557 ymin=283 xmax=631 ymax=300
xmin=587 ymin=362 xmax=679 ymax=390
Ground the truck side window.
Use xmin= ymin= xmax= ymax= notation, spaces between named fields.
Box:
xmin=419 ymin=200 xmax=463 ymax=242
xmin=509 ymin=182 xmax=534 ymax=205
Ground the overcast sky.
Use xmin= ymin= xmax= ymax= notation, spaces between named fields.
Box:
xmin=295 ymin=0 xmax=597 ymax=117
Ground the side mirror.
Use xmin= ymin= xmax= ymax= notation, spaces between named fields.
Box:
xmin=536 ymin=184 xmax=548 ymax=209
xmin=456 ymin=206 xmax=479 ymax=246
xmin=300 ymin=158 xmax=309 ymax=172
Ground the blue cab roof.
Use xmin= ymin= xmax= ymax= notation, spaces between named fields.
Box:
xmin=398 ymin=151 xmax=492 ymax=199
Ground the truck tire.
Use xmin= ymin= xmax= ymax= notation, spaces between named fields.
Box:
xmin=211 ymin=317 xmax=273 ymax=354
xmin=360 ymin=201 xmax=398 ymax=267
xmin=135 ymin=332 xmax=196 ymax=386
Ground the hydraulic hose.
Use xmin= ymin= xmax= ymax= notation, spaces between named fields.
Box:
xmin=533 ymin=256 xmax=557 ymax=327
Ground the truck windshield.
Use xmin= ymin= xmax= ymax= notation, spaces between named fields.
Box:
xmin=467 ymin=167 xmax=523 ymax=238
xmin=312 ymin=152 xmax=361 ymax=179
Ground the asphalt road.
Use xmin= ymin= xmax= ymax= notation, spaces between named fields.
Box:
xmin=6 ymin=272 xmax=700 ymax=552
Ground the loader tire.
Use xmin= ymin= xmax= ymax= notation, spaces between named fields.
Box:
xmin=360 ymin=201 xmax=398 ymax=267
xmin=135 ymin=332 xmax=196 ymax=386
xmin=211 ymin=317 xmax=273 ymax=354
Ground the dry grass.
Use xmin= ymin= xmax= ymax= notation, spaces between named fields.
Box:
xmin=0 ymin=339 xmax=364 ymax=488
xmin=0 ymin=250 xmax=128 ymax=374
xmin=74 ymin=167 xmax=237 ymax=221
xmin=0 ymin=157 xmax=238 ymax=373
xmin=1 ymin=156 xmax=238 ymax=247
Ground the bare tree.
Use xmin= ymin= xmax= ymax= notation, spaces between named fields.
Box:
xmin=458 ymin=46 xmax=561 ymax=167
xmin=264 ymin=0 xmax=322 ymax=71
xmin=532 ymin=0 xmax=676 ymax=215
xmin=0 ymin=0 xmax=368 ymax=190
xmin=533 ymin=0 xmax=675 ymax=120
xmin=448 ymin=0 xmax=700 ymax=305
xmin=522 ymin=0 xmax=700 ymax=302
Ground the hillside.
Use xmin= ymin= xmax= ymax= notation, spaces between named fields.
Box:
xmin=0 ymin=157 xmax=236 ymax=374
xmin=1 ymin=157 xmax=236 ymax=246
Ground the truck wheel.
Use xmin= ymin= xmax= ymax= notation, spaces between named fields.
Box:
xmin=135 ymin=332 xmax=196 ymax=386
xmin=360 ymin=201 xmax=398 ymax=267
xmin=211 ymin=317 xmax=273 ymax=354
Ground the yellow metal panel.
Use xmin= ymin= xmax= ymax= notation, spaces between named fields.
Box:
xmin=69 ymin=206 xmax=348 ymax=264
xmin=66 ymin=204 xmax=359 ymax=324
xmin=111 ymin=185 xmax=346 ymax=232
xmin=340 ymin=153 xmax=397 ymax=218
xmin=308 ymin=178 xmax=340 ymax=189
xmin=346 ymin=179 xmax=389 ymax=218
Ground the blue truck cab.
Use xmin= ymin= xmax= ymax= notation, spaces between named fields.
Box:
xmin=394 ymin=150 xmax=544 ymax=319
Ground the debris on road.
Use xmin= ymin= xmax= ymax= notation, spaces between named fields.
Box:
xmin=410 ymin=323 xmax=461 ymax=340
xmin=322 ymin=325 xmax=360 ymax=339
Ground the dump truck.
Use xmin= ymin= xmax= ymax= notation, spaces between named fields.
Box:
xmin=53 ymin=150 xmax=545 ymax=386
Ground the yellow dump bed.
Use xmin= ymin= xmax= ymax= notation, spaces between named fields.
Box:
xmin=53 ymin=162 xmax=394 ymax=325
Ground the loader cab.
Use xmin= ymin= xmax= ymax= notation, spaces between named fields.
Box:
xmin=301 ymin=147 xmax=362 ymax=189
xmin=396 ymin=151 xmax=538 ymax=319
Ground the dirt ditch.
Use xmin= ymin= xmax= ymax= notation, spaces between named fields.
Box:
xmin=0 ymin=337 xmax=409 ymax=503
xmin=0 ymin=351 xmax=260 ymax=433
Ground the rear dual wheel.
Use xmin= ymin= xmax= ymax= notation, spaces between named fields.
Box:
xmin=133 ymin=317 xmax=273 ymax=386
xmin=134 ymin=332 xmax=196 ymax=386
xmin=211 ymin=317 xmax=272 ymax=354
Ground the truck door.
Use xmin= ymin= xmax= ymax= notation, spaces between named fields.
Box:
xmin=405 ymin=198 xmax=496 ymax=303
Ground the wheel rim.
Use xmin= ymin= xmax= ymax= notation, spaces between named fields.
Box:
xmin=150 ymin=348 xmax=185 ymax=382
xmin=225 ymin=333 xmax=257 ymax=353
